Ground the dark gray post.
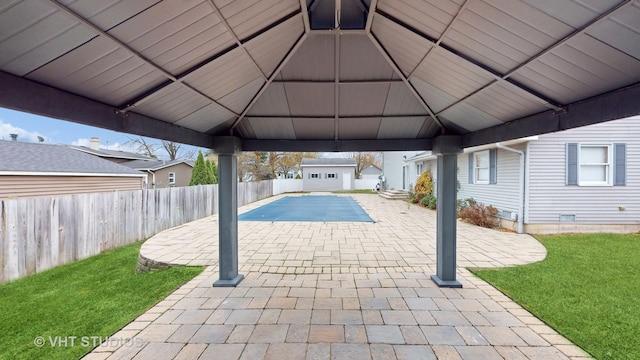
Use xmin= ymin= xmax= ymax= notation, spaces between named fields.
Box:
xmin=213 ymin=136 xmax=244 ymax=287
xmin=430 ymin=135 xmax=463 ymax=288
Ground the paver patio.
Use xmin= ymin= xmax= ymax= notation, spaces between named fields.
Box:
xmin=86 ymin=194 xmax=592 ymax=359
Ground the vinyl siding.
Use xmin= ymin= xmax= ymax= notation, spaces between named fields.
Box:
xmin=302 ymin=166 xmax=355 ymax=191
xmin=382 ymin=151 xmax=421 ymax=190
xmin=526 ymin=117 xmax=640 ymax=224
xmin=152 ymin=163 xmax=193 ymax=188
xmin=458 ymin=145 xmax=523 ymax=216
xmin=0 ymin=175 xmax=144 ymax=199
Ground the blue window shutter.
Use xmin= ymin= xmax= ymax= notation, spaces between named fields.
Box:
xmin=468 ymin=153 xmax=473 ymax=184
xmin=335 ymin=173 xmax=338 ymax=179
xmin=489 ymin=149 xmax=497 ymax=184
xmin=614 ymin=143 xmax=626 ymax=186
xmin=566 ymin=143 xmax=578 ymax=185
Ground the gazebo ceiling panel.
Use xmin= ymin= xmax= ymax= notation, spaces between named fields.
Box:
xmin=133 ymin=82 xmax=210 ymax=122
xmin=462 ymin=82 xmax=548 ymax=122
xmin=377 ymin=0 xmax=464 ymax=40
xmin=409 ymin=77 xmax=459 ymax=114
xmin=107 ymin=0 xmax=235 ymax=76
xmin=382 ymin=83 xmax=427 ymax=116
xmin=218 ymin=78 xmax=265 ymax=114
xmin=174 ymin=103 xmax=235 ymax=132
xmin=213 ymin=0 xmax=299 ymax=40
xmin=183 ymin=47 xmax=262 ymax=101
xmin=58 ymin=0 xmax=160 ymax=30
xmin=247 ymin=83 xmax=291 ymax=117
xmin=338 ymin=83 xmax=389 ymax=117
xmin=284 ymin=83 xmax=335 ymax=117
xmin=0 ymin=0 xmax=96 ymax=76
xmin=412 ymin=47 xmax=494 ymax=100
xmin=370 ymin=13 xmax=430 ymax=76
xmin=585 ymin=2 xmax=640 ymax=60
xmin=439 ymin=102 xmax=503 ymax=132
xmin=339 ymin=34 xmax=395 ymax=81
xmin=245 ymin=16 xmax=305 ymax=77
xmin=292 ymin=118 xmax=335 ymax=139
xmin=510 ymin=33 xmax=640 ymax=104
xmin=377 ymin=117 xmax=429 ymax=139
xmin=338 ymin=118 xmax=382 ymax=139
xmin=444 ymin=0 xmax=576 ymax=74
xmin=27 ymin=35 xmax=166 ymax=106
xmin=280 ymin=34 xmax=334 ymax=81
xmin=248 ymin=117 xmax=296 ymax=140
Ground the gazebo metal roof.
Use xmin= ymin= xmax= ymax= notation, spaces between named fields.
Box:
xmin=1 ymin=0 xmax=639 ymax=151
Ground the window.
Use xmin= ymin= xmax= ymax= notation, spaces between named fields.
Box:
xmin=286 ymin=173 xmax=295 ymax=179
xmin=468 ymin=149 xmax=497 ymax=184
xmin=580 ymin=145 xmax=611 ymax=185
xmin=310 ymin=173 xmax=319 ymax=179
xmin=168 ymin=172 xmax=176 ymax=185
xmin=566 ymin=143 xmax=626 ymax=186
xmin=474 ymin=150 xmax=490 ymax=184
xmin=327 ymin=173 xmax=336 ymax=179
xmin=416 ymin=163 xmax=423 ymax=176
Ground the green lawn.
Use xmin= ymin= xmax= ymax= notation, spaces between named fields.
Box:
xmin=471 ymin=233 xmax=640 ymax=360
xmin=0 ymin=242 xmax=203 ymax=360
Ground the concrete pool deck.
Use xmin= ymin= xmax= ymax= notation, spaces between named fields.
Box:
xmin=86 ymin=194 xmax=592 ymax=359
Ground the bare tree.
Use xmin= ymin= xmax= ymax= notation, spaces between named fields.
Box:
xmin=351 ymin=152 xmax=382 ymax=179
xmin=161 ymin=140 xmax=195 ymax=160
xmin=125 ymin=136 xmax=159 ymax=159
xmin=127 ymin=136 xmax=196 ymax=160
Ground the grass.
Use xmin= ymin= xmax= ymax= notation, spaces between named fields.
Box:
xmin=332 ymin=189 xmax=378 ymax=194
xmin=0 ymin=242 xmax=203 ymax=360
xmin=471 ymin=233 xmax=640 ymax=360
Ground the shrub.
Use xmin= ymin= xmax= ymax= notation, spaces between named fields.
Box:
xmin=458 ymin=201 xmax=499 ymax=228
xmin=295 ymin=174 xmax=302 ymax=179
xmin=457 ymin=197 xmax=476 ymax=213
xmin=413 ymin=192 xmax=430 ymax=204
xmin=420 ymin=194 xmax=437 ymax=209
xmin=414 ymin=168 xmax=433 ymax=195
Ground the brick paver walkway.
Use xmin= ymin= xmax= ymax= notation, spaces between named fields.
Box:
xmin=86 ymin=194 xmax=592 ymax=359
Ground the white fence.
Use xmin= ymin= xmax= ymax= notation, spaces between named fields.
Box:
xmin=273 ymin=179 xmax=303 ymax=195
xmin=355 ymin=179 xmax=379 ymax=190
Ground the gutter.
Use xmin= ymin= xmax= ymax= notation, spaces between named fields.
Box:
xmin=496 ymin=143 xmax=525 ymax=234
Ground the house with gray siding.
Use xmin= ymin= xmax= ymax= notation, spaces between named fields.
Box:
xmin=301 ymin=158 xmax=356 ymax=191
xmin=386 ymin=116 xmax=640 ymax=234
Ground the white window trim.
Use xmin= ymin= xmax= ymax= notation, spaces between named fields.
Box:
xmin=327 ymin=173 xmax=337 ymax=179
xmin=168 ymin=172 xmax=176 ymax=185
xmin=474 ymin=150 xmax=490 ymax=184
xmin=310 ymin=173 xmax=320 ymax=179
xmin=578 ymin=143 xmax=613 ymax=187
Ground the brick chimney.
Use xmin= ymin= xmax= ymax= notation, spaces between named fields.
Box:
xmin=89 ymin=137 xmax=100 ymax=150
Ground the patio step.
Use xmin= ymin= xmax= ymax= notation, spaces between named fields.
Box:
xmin=378 ymin=190 xmax=410 ymax=200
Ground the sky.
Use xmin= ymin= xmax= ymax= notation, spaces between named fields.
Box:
xmin=0 ymin=107 xmax=204 ymax=160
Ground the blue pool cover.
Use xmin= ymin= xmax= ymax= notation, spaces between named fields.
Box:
xmin=239 ymin=195 xmax=374 ymax=222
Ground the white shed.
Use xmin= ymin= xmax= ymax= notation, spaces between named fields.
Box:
xmin=301 ymin=158 xmax=356 ymax=191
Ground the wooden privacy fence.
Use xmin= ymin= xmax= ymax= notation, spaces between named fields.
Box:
xmin=0 ymin=180 xmax=274 ymax=283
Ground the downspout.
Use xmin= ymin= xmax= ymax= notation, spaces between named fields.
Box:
xmin=496 ymin=143 xmax=525 ymax=234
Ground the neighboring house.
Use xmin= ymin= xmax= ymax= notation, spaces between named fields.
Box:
xmin=121 ymin=159 xmax=194 ymax=188
xmin=0 ymin=140 xmax=147 ymax=199
xmin=381 ymin=151 xmax=423 ymax=190
xmin=301 ymin=158 xmax=356 ymax=191
xmin=390 ymin=116 xmax=640 ymax=234
xmin=360 ymin=164 xmax=382 ymax=180
xmin=70 ymin=137 xmax=194 ymax=188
